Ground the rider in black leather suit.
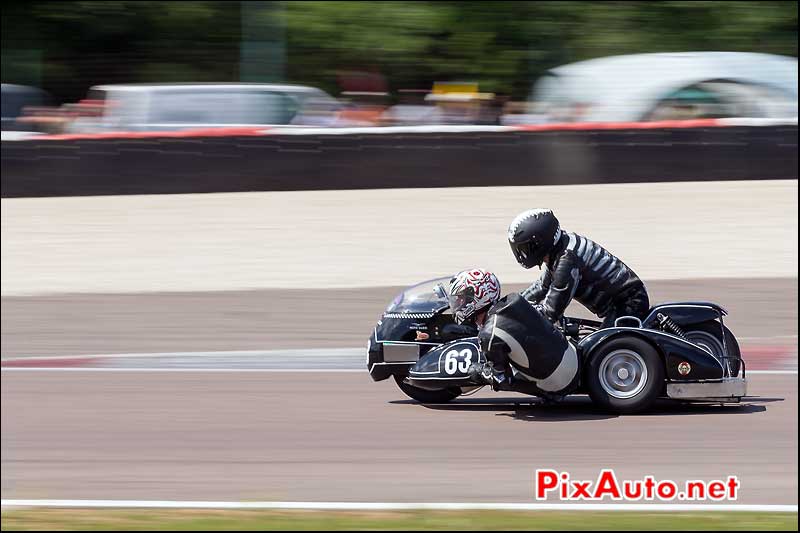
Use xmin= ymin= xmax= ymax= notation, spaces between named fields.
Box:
xmin=447 ymin=269 xmax=578 ymax=395
xmin=508 ymin=209 xmax=650 ymax=329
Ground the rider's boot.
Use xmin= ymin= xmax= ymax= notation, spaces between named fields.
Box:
xmin=468 ymin=361 xmax=492 ymax=384
xmin=468 ymin=361 xmax=514 ymax=391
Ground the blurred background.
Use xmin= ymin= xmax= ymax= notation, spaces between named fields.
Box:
xmin=1 ymin=2 xmax=798 ymax=529
xmin=1 ymin=1 xmax=798 ymax=132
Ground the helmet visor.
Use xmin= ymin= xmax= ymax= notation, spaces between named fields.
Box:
xmin=511 ymin=241 xmax=536 ymax=268
xmin=447 ymin=284 xmax=476 ymax=322
xmin=511 ymin=239 xmax=550 ymax=268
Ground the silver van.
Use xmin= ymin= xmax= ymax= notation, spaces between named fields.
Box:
xmin=67 ymin=83 xmax=341 ymax=133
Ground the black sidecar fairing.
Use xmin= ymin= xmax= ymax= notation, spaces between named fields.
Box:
xmin=579 ymin=328 xmax=727 ymax=380
xmin=404 ymin=336 xmax=572 ymax=397
xmin=642 ymin=301 xmax=728 ymax=328
xmin=404 ymin=338 xmax=483 ymax=391
xmin=368 ymin=277 xmax=468 ymax=381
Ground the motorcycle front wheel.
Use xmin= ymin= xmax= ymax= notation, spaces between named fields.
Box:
xmin=393 ymin=375 xmax=461 ymax=403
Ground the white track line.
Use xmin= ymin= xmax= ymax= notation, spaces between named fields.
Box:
xmin=0 ymin=500 xmax=796 ymax=512
xmin=1 ymin=367 xmax=794 ymax=374
xmin=1 ymin=346 xmax=795 ymax=374
xmin=1 ymin=338 xmax=795 ymax=363
xmin=0 ymin=348 xmax=363 ymax=362
xmin=0 ymin=367 xmax=363 ymax=373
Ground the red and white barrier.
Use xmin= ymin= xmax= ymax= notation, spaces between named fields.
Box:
xmin=3 ymin=117 xmax=796 ymax=142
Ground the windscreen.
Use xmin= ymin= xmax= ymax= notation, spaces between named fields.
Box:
xmin=385 ymin=277 xmax=450 ymax=314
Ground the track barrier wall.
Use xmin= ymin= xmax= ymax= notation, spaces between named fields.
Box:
xmin=2 ymin=120 xmax=796 ymax=198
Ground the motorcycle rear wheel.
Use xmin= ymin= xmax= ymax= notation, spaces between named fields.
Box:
xmin=683 ymin=320 xmax=741 ymax=377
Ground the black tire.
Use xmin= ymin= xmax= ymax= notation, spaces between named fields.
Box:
xmin=683 ymin=321 xmax=741 ymax=377
xmin=586 ymin=336 xmax=665 ymax=414
xmin=393 ymin=375 xmax=461 ymax=403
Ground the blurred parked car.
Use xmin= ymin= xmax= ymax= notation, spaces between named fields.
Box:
xmin=531 ymin=52 xmax=798 ymax=122
xmin=66 ymin=83 xmax=342 ymax=133
xmin=1 ymin=84 xmax=52 ymax=131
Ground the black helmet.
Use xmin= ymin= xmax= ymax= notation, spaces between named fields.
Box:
xmin=507 ymin=209 xmax=562 ymax=268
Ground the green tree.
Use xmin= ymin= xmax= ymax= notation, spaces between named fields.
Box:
xmin=2 ymin=1 xmax=796 ymax=103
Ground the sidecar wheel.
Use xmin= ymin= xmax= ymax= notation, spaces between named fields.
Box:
xmin=586 ymin=336 xmax=664 ymax=414
xmin=393 ymin=375 xmax=461 ymax=403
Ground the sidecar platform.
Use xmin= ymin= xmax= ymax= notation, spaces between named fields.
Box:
xmin=666 ymin=377 xmax=747 ymax=402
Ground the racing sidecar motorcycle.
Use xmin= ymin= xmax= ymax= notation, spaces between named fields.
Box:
xmin=367 ymin=277 xmax=747 ymax=414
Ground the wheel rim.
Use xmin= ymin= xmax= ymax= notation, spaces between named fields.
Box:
xmin=598 ymin=349 xmax=648 ymax=399
xmin=685 ymin=331 xmax=725 ymax=359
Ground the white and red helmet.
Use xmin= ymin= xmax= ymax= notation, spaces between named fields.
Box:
xmin=447 ymin=269 xmax=502 ymax=324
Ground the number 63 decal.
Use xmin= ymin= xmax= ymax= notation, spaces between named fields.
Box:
xmin=443 ymin=348 xmax=474 ymax=375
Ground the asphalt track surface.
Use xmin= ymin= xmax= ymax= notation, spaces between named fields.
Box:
xmin=1 ymin=278 xmax=797 ymax=506
xmin=2 ymin=279 xmax=796 ymax=357
xmin=1 ymin=372 xmax=796 ymax=505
